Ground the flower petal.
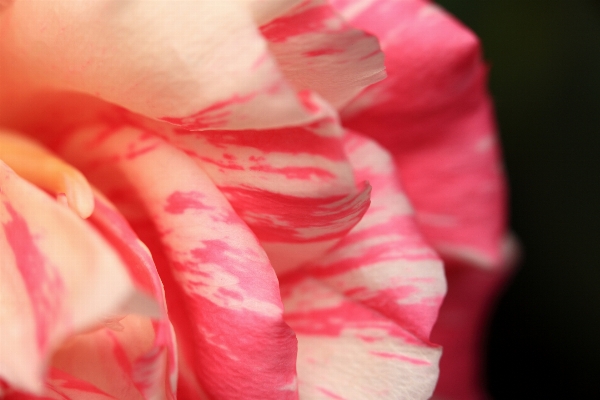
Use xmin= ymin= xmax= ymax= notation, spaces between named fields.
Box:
xmin=333 ymin=0 xmax=508 ymax=268
xmin=159 ymin=114 xmax=371 ymax=274
xmin=4 ymin=369 xmax=114 ymax=400
xmin=279 ymin=132 xmax=445 ymax=399
xmin=85 ymin=196 xmax=178 ymax=399
xmin=260 ymin=0 xmax=386 ymax=108
xmin=281 ymin=278 xmax=441 ymax=400
xmin=240 ymin=0 xmax=303 ymax=25
xmin=0 ymin=162 xmax=158 ymax=394
xmin=58 ymin=125 xmax=299 ymax=400
xmin=0 ymin=0 xmax=319 ymax=130
xmin=430 ymin=241 xmax=517 ymax=400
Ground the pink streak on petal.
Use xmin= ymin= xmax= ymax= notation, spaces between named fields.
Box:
xmin=2 ymin=203 xmax=63 ymax=354
xmin=260 ymin=1 xmax=337 ymax=43
xmin=176 ymin=124 xmax=347 ymax=161
xmin=219 ymin=185 xmax=370 ymax=243
xmin=58 ymin=126 xmax=299 ymax=399
xmin=369 ymin=351 xmax=430 ymax=366
xmin=164 ymin=191 xmax=213 ymax=214
xmin=318 ymin=387 xmax=347 ymax=400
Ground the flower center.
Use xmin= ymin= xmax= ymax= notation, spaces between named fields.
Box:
xmin=0 ymin=130 xmax=94 ymax=218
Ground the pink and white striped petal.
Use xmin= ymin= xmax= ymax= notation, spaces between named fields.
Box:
xmin=159 ymin=114 xmax=370 ymax=274
xmin=58 ymin=125 xmax=299 ymax=400
xmin=0 ymin=0 xmax=319 ymax=131
xmin=84 ymin=197 xmax=178 ymax=399
xmin=279 ymin=132 xmax=445 ymax=399
xmin=4 ymin=369 xmax=114 ymax=400
xmin=333 ymin=0 xmax=508 ymax=269
xmin=260 ymin=0 xmax=386 ymax=109
xmin=281 ymin=278 xmax=441 ymax=400
xmin=0 ymin=162 xmax=159 ymax=394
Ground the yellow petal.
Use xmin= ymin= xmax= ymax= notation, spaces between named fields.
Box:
xmin=0 ymin=130 xmax=94 ymax=218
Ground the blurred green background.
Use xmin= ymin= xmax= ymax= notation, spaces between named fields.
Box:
xmin=435 ymin=0 xmax=600 ymax=397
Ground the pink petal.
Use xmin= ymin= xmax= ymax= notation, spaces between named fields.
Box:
xmin=4 ymin=369 xmax=114 ymax=400
xmin=85 ymin=197 xmax=178 ymax=399
xmin=58 ymin=125 xmax=299 ymax=400
xmin=240 ymin=0 xmax=303 ymax=25
xmin=0 ymin=0 xmax=320 ymax=131
xmin=431 ymin=242 xmax=518 ymax=400
xmin=282 ymin=278 xmax=441 ymax=399
xmin=6 ymin=314 xmax=174 ymax=400
xmin=159 ymin=115 xmax=371 ymax=274
xmin=280 ymin=132 xmax=446 ymax=398
xmin=0 ymin=162 xmax=158 ymax=394
xmin=332 ymin=0 xmax=508 ymax=268
xmin=260 ymin=0 xmax=386 ymax=108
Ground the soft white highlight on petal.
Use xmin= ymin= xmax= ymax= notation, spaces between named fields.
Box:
xmin=0 ymin=0 xmax=318 ymax=131
xmin=0 ymin=161 xmax=158 ymax=393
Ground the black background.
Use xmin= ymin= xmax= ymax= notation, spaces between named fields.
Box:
xmin=435 ymin=0 xmax=600 ymax=397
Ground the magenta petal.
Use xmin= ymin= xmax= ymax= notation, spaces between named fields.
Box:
xmin=86 ymin=197 xmax=178 ymax=399
xmin=431 ymin=259 xmax=514 ymax=400
xmin=333 ymin=0 xmax=508 ymax=268
xmin=58 ymin=125 xmax=299 ymax=399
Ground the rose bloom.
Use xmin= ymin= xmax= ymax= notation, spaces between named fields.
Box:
xmin=0 ymin=1 xmax=515 ymax=399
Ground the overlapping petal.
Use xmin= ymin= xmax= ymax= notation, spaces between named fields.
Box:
xmin=57 ymin=124 xmax=299 ymax=399
xmin=0 ymin=161 xmax=165 ymax=396
xmin=332 ymin=0 xmax=508 ymax=268
xmin=282 ymin=278 xmax=441 ymax=399
xmin=0 ymin=0 xmax=316 ymax=131
xmin=279 ymin=132 xmax=445 ymax=398
xmin=0 ymin=1 xmax=511 ymax=398
xmin=260 ymin=0 xmax=386 ymax=108
xmin=430 ymin=259 xmax=514 ymax=400
xmin=156 ymin=112 xmax=371 ymax=274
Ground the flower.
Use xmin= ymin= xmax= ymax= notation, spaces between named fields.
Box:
xmin=0 ymin=1 xmax=511 ymax=399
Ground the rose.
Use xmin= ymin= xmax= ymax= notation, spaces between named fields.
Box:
xmin=0 ymin=1 xmax=510 ymax=400
xmin=330 ymin=1 xmax=517 ymax=398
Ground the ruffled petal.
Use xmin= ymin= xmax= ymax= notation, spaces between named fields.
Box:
xmin=0 ymin=162 xmax=158 ymax=394
xmin=58 ymin=124 xmax=298 ymax=400
xmin=280 ymin=132 xmax=445 ymax=399
xmin=333 ymin=0 xmax=508 ymax=268
xmin=158 ymin=113 xmax=370 ymax=274
xmin=260 ymin=0 xmax=386 ymax=108
xmin=83 ymin=196 xmax=177 ymax=399
xmin=0 ymin=0 xmax=320 ymax=131
xmin=282 ymin=278 xmax=441 ymax=400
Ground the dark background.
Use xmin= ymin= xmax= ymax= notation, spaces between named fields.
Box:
xmin=435 ymin=0 xmax=600 ymax=398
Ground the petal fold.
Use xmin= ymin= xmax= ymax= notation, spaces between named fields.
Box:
xmin=0 ymin=0 xmax=319 ymax=130
xmin=58 ymin=124 xmax=299 ymax=400
xmin=280 ymin=132 xmax=446 ymax=399
xmin=282 ymin=278 xmax=441 ymax=400
xmin=159 ymin=115 xmax=371 ymax=274
xmin=333 ymin=0 xmax=508 ymax=268
xmin=260 ymin=0 xmax=386 ymax=108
